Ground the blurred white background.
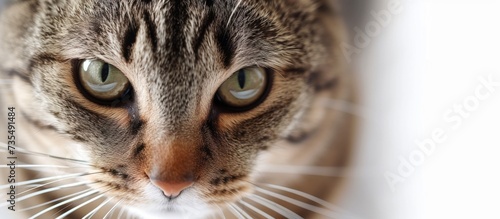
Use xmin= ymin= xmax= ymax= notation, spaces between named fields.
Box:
xmin=341 ymin=0 xmax=500 ymax=219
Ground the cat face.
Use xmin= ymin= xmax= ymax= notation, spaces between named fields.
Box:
xmin=16 ymin=0 xmax=343 ymax=217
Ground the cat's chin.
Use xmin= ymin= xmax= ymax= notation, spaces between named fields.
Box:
xmin=128 ymin=207 xmax=214 ymax=219
xmin=125 ymin=200 xmax=215 ymax=219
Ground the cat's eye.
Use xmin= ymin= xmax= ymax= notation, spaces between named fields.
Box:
xmin=78 ymin=60 xmax=130 ymax=102
xmin=216 ymin=67 xmax=269 ymax=109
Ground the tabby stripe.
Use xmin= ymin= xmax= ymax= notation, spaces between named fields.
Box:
xmin=90 ymin=20 xmax=102 ymax=35
xmin=168 ymin=0 xmax=188 ymax=55
xmin=29 ymin=53 xmax=63 ymax=69
xmin=133 ymin=143 xmax=146 ymax=157
xmin=122 ymin=21 xmax=139 ymax=63
xmin=206 ymin=106 xmax=219 ymax=130
xmin=201 ymin=144 xmax=213 ymax=159
xmin=193 ymin=9 xmax=215 ymax=57
xmin=216 ymin=29 xmax=235 ymax=67
xmin=143 ymin=10 xmax=158 ymax=52
xmin=204 ymin=0 xmax=214 ymax=7
xmin=27 ymin=53 xmax=63 ymax=83
xmin=65 ymin=99 xmax=119 ymax=136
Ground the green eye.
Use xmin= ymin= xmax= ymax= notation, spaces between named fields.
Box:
xmin=78 ymin=60 xmax=130 ymax=101
xmin=217 ymin=67 xmax=268 ymax=109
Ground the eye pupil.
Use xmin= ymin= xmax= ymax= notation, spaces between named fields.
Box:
xmin=101 ymin=63 xmax=110 ymax=83
xmin=237 ymin=70 xmax=246 ymax=89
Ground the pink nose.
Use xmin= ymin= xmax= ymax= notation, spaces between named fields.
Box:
xmin=151 ymin=180 xmax=194 ymax=198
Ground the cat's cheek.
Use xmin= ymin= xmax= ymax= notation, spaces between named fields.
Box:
xmin=68 ymin=142 xmax=92 ymax=162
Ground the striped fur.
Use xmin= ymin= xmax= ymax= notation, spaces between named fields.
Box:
xmin=0 ymin=0 xmax=355 ymax=218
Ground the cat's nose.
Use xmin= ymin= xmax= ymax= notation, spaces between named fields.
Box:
xmin=151 ymin=179 xmax=194 ymax=198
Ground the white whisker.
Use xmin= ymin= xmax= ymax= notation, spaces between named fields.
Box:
xmin=0 ymin=164 xmax=85 ymax=169
xmin=216 ymin=205 xmax=226 ymax=219
xmin=227 ymin=203 xmax=245 ymax=219
xmin=83 ymin=197 xmax=113 ymax=219
xmin=233 ymin=203 xmax=253 ymax=219
xmin=117 ymin=207 xmax=127 ymax=219
xmin=55 ymin=191 xmax=108 ymax=219
xmin=0 ymin=142 xmax=91 ymax=165
xmin=0 ymin=172 xmax=100 ymax=189
xmin=14 ymin=181 xmax=92 ymax=205
xmin=18 ymin=188 xmax=95 ymax=212
xmin=259 ymin=184 xmax=344 ymax=212
xmin=29 ymin=190 xmax=99 ymax=219
xmin=239 ymin=200 xmax=273 ymax=219
xmin=255 ymin=187 xmax=339 ymax=218
xmin=103 ymin=200 xmax=123 ymax=219
xmin=259 ymin=165 xmax=346 ymax=177
xmin=18 ymin=175 xmax=97 ymax=196
xmin=247 ymin=194 xmax=302 ymax=219
xmin=226 ymin=0 xmax=243 ymax=28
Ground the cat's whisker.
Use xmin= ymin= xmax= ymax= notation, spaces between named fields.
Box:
xmin=258 ymin=165 xmax=347 ymax=177
xmin=227 ymin=203 xmax=246 ymax=219
xmin=117 ymin=206 xmax=127 ymax=219
xmin=0 ymin=142 xmax=91 ymax=165
xmin=18 ymin=188 xmax=95 ymax=212
xmin=0 ymin=172 xmax=104 ymax=189
xmin=0 ymin=172 xmax=102 ymax=189
xmin=83 ymin=197 xmax=113 ymax=219
xmin=29 ymin=189 xmax=100 ymax=219
xmin=246 ymin=194 xmax=302 ymax=219
xmin=0 ymin=164 xmax=87 ymax=169
xmin=215 ymin=204 xmax=227 ymax=219
xmin=259 ymin=184 xmax=361 ymax=219
xmin=18 ymin=172 xmax=102 ymax=196
xmin=12 ymin=181 xmax=93 ymax=205
xmin=226 ymin=188 xmax=253 ymax=219
xmin=238 ymin=200 xmax=274 ymax=219
xmin=254 ymin=187 xmax=339 ymax=218
xmin=54 ymin=190 xmax=110 ymax=219
xmin=226 ymin=0 xmax=243 ymax=28
xmin=103 ymin=199 xmax=123 ymax=219
xmin=233 ymin=203 xmax=253 ymax=219
xmin=257 ymin=183 xmax=345 ymax=213
xmin=0 ymin=164 xmax=89 ymax=175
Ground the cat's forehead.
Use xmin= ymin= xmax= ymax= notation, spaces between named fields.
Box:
xmin=47 ymin=0 xmax=321 ymax=74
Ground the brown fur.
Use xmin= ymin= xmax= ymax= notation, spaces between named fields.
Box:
xmin=0 ymin=0 xmax=355 ymax=218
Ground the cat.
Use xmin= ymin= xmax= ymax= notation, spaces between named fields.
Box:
xmin=0 ymin=0 xmax=356 ymax=218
